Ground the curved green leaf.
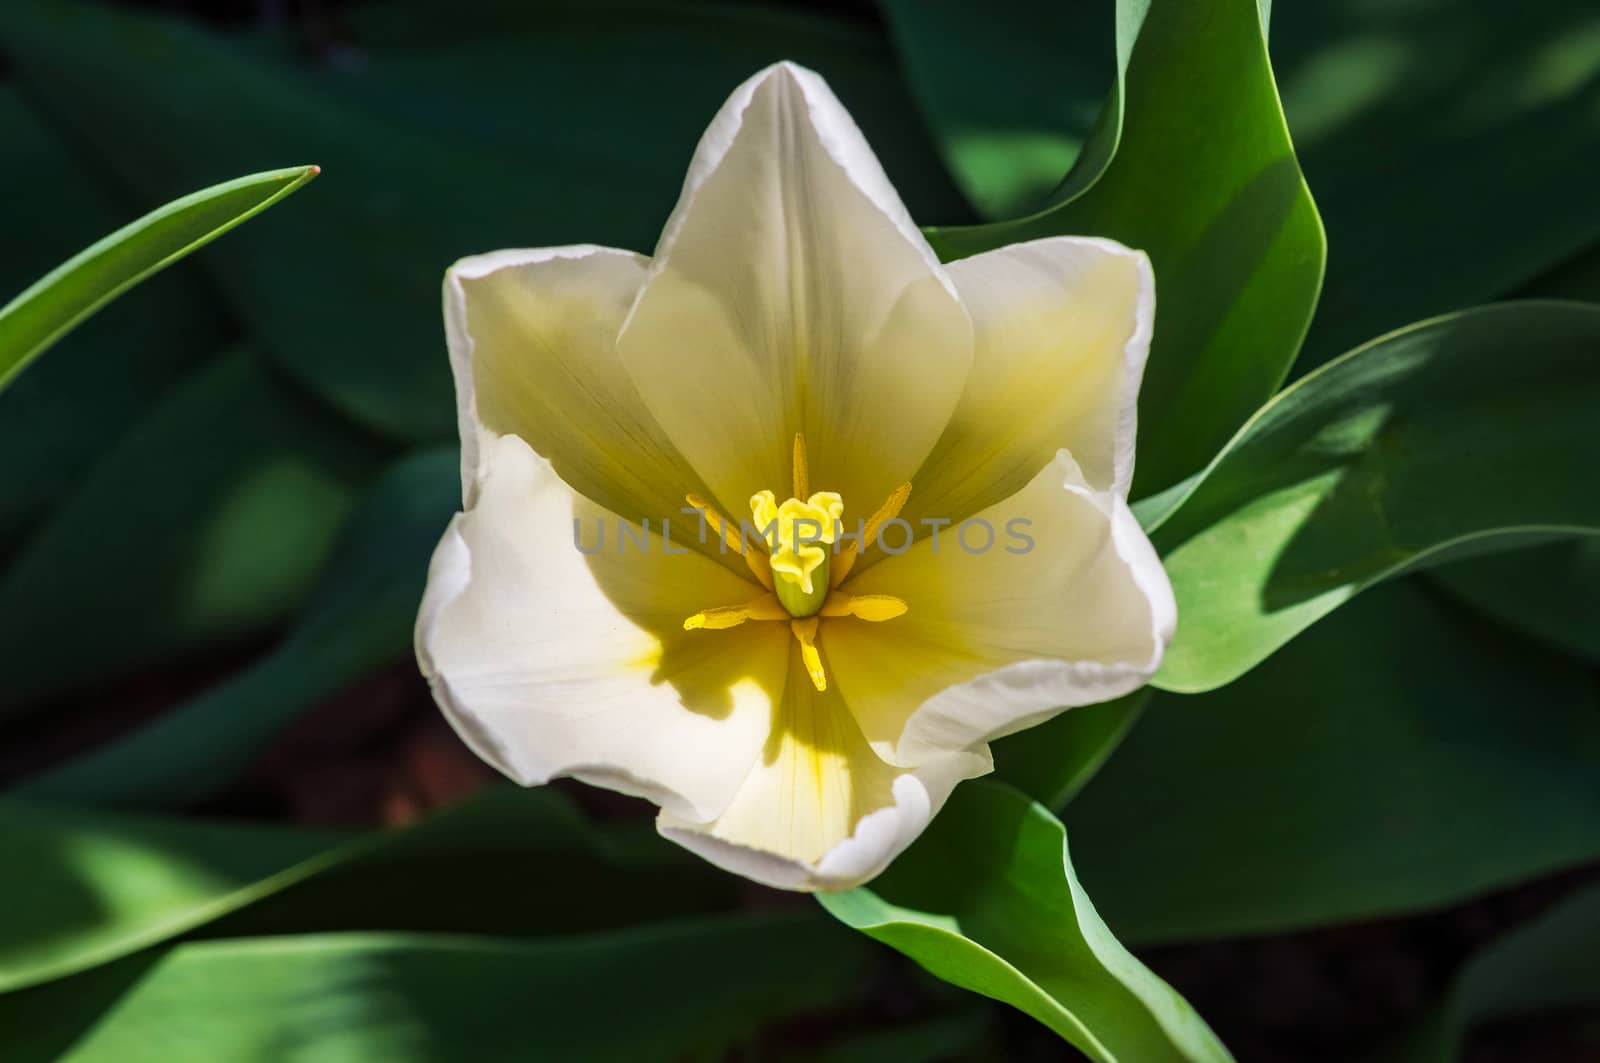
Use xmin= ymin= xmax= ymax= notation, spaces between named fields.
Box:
xmin=990 ymin=690 xmax=1148 ymax=810
xmin=903 ymin=4 xmax=1593 ymax=373
xmin=1067 ymin=582 xmax=1600 ymax=945
xmin=1273 ymin=0 xmax=1600 ymax=368
xmin=884 ymin=0 xmax=1273 ymax=220
xmin=18 ymin=448 xmax=459 ymax=808
xmin=1 ymin=918 xmax=872 ymax=1063
xmin=0 ymin=787 xmax=736 ymax=994
xmin=1517 ymin=239 xmax=1600 ymax=304
xmin=0 ymin=801 xmax=346 ymax=993
xmin=1375 ymin=880 xmax=1600 ymax=1063
xmin=1151 ymin=301 xmax=1600 ymax=693
xmin=1427 ymin=243 xmax=1600 ymax=662
xmin=0 ymin=165 xmax=314 ymax=395
xmin=1265 ymin=7 xmax=1600 ymax=672
xmin=0 ymin=88 xmax=229 ymax=549
xmin=0 ymin=349 xmax=388 ymax=716
xmin=820 ymin=779 xmax=1232 ymax=1062
xmin=1433 ymin=540 xmax=1600 ymax=666
xmin=880 ymin=0 xmax=1143 ymax=218
xmin=0 ymin=0 xmax=969 ymax=440
xmin=924 ymin=0 xmax=1323 ymax=495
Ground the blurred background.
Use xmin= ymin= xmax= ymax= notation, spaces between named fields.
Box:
xmin=2 ymin=0 xmax=1599 ymax=1059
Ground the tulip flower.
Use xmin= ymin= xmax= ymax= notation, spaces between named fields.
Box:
xmin=416 ymin=62 xmax=1174 ymax=890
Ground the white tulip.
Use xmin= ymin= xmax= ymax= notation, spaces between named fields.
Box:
xmin=416 ymin=62 xmax=1173 ymax=891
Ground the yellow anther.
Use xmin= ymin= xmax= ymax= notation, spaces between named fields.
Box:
xmin=792 ymin=432 xmax=810 ymax=500
xmin=819 ymin=592 xmax=908 ymax=622
xmin=685 ymin=493 xmax=774 ymax=590
xmin=790 ymin=617 xmax=827 ymax=691
xmin=831 ymin=481 xmax=911 ymax=586
xmin=683 ymin=594 xmax=788 ymax=631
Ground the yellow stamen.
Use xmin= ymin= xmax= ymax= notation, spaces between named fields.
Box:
xmin=792 ymin=432 xmax=810 ymax=500
xmin=683 ymin=594 xmax=788 ymax=631
xmin=819 ymin=592 xmax=908 ymax=622
xmin=831 ymin=481 xmax=911 ymax=586
xmin=685 ymin=493 xmax=774 ymax=590
xmin=790 ymin=616 xmax=827 ymax=691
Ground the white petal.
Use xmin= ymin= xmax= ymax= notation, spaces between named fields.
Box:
xmin=416 ymin=432 xmax=788 ymax=822
xmin=908 ymin=237 xmax=1153 ymax=525
xmin=617 ymin=62 xmax=973 ymax=518
xmin=445 ymin=245 xmax=713 ymax=532
xmin=829 ymin=451 xmax=1175 ymax=766
xmin=657 ymin=651 xmax=990 ymax=891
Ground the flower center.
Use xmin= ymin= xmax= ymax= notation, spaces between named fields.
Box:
xmin=680 ymin=433 xmax=910 ymax=691
xmin=750 ymin=489 xmax=842 ymax=617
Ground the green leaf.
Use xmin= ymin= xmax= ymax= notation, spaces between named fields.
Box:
xmin=0 ymin=786 xmax=736 ymax=994
xmin=879 ymin=0 xmax=1136 ymax=218
xmin=923 ymin=0 xmax=1323 ymax=494
xmin=1425 ymin=244 xmax=1600 ymax=663
xmin=902 ymin=2 xmax=1594 ymax=371
xmin=0 ymin=800 xmax=345 ymax=993
xmin=18 ymin=448 xmax=459 ymax=808
xmin=335 ymin=0 xmax=969 ymax=229
xmin=1272 ymin=1 xmax=1600 ymax=368
xmin=1150 ymin=301 xmax=1600 ymax=693
xmin=990 ymin=690 xmax=1148 ymax=810
xmin=1517 ymin=239 xmax=1600 ymax=303
xmin=0 ymin=164 xmax=314 ymax=396
xmin=0 ymin=917 xmax=873 ymax=1063
xmin=1432 ymin=540 xmax=1600 ymax=666
xmin=1066 ymin=582 xmax=1600 ymax=946
xmin=884 ymin=0 xmax=1273 ymax=219
xmin=0 ymin=0 xmax=970 ymax=440
xmin=0 ymin=349 xmax=388 ymax=716
xmin=0 ymin=87 xmax=231 ymax=549
xmin=820 ymin=779 xmax=1233 ymax=1062
xmin=1374 ymin=880 xmax=1600 ymax=1063
xmin=1259 ymin=9 xmax=1600 ymax=690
